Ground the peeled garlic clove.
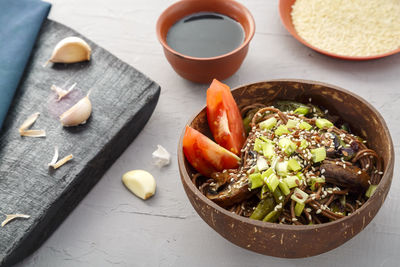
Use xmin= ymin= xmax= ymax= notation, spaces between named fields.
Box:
xmin=59 ymin=95 xmax=92 ymax=127
xmin=122 ymin=170 xmax=156 ymax=200
xmin=49 ymin=37 xmax=91 ymax=64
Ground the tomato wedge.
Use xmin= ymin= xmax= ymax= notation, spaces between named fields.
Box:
xmin=182 ymin=126 xmax=240 ymax=177
xmin=206 ymin=79 xmax=245 ymax=155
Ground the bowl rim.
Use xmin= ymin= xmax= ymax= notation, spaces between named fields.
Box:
xmin=178 ymin=78 xmax=395 ymax=231
xmin=156 ymin=0 xmax=256 ymax=61
xmin=278 ymin=0 xmax=400 ymax=61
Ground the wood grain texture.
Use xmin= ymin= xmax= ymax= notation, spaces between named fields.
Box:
xmin=0 ymin=20 xmax=160 ymax=266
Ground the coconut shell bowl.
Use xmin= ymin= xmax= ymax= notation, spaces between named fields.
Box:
xmin=177 ymin=80 xmax=394 ymax=258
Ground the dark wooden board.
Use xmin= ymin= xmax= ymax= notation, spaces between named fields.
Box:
xmin=0 ymin=20 xmax=160 ymax=266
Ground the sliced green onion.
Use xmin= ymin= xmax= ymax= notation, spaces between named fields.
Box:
xmin=256 ymin=156 xmax=269 ymax=171
xmin=262 ymin=210 xmax=281 ymax=222
xmin=291 ymin=188 xmax=309 ymax=204
xmin=262 ymin=142 xmax=275 ymax=159
xmin=294 ymin=106 xmax=310 ymax=115
xmin=294 ymin=202 xmax=305 ymax=216
xmin=300 ymin=139 xmax=309 ymax=149
xmin=286 ymin=119 xmax=298 ymax=129
xmin=316 ymin=118 xmax=333 ymax=129
xmin=250 ymin=197 xmax=275 ymax=220
xmin=254 ymin=138 xmax=264 ymax=153
xmin=288 ymin=158 xmax=301 ymax=172
xmin=278 ymin=180 xmax=290 ymax=195
xmin=365 ymin=184 xmax=378 ymax=198
xmin=283 ymin=176 xmax=300 ymax=189
xmin=249 ymin=173 xmax=263 ymax=189
xmin=275 ymin=125 xmax=290 ymax=136
xmin=266 ymin=173 xmax=280 ymax=192
xmin=299 ymin=121 xmax=312 ymax=131
xmin=260 ymin=117 xmax=277 ymax=130
xmin=311 ymin=147 xmax=326 ymax=163
xmin=272 ymin=187 xmax=284 ymax=203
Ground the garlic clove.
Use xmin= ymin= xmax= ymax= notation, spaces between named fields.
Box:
xmin=59 ymin=95 xmax=92 ymax=127
xmin=1 ymin=214 xmax=30 ymax=227
xmin=152 ymin=145 xmax=171 ymax=168
xmin=122 ymin=170 xmax=156 ymax=200
xmin=49 ymin=37 xmax=91 ymax=64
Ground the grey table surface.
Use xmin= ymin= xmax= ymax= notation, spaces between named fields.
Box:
xmin=15 ymin=0 xmax=400 ymax=266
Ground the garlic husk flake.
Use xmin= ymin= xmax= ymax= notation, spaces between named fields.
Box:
xmin=48 ymin=146 xmax=59 ymax=166
xmin=20 ymin=129 xmax=46 ymax=137
xmin=19 ymin=112 xmax=40 ymax=132
xmin=152 ymin=145 xmax=171 ymax=167
xmin=19 ymin=112 xmax=46 ymax=137
xmin=51 ymin=82 xmax=77 ymax=101
xmin=59 ymin=94 xmax=92 ymax=127
xmin=49 ymin=154 xmax=73 ymax=169
xmin=1 ymin=214 xmax=30 ymax=227
xmin=49 ymin=37 xmax=91 ymax=64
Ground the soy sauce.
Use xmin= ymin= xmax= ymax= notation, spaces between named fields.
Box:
xmin=166 ymin=12 xmax=245 ymax=58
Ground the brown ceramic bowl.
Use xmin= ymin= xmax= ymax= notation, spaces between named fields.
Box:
xmin=178 ymin=80 xmax=394 ymax=258
xmin=156 ymin=0 xmax=255 ymax=83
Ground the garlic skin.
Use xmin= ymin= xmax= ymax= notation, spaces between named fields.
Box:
xmin=1 ymin=214 xmax=30 ymax=227
xmin=152 ymin=145 xmax=171 ymax=167
xmin=49 ymin=37 xmax=91 ymax=64
xmin=59 ymin=95 xmax=92 ymax=127
xmin=19 ymin=112 xmax=46 ymax=137
xmin=51 ymin=82 xmax=76 ymax=101
xmin=122 ymin=170 xmax=156 ymax=200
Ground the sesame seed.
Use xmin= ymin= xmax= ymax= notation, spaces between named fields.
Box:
xmin=316 ymin=209 xmax=322 ymax=214
xmin=321 ymin=169 xmax=325 ymax=174
xmin=305 ymin=208 xmax=312 ymax=213
xmin=378 ymin=171 xmax=383 ymax=175
xmin=292 ymin=218 xmax=298 ymax=221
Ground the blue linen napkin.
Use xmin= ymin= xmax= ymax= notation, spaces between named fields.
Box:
xmin=0 ymin=0 xmax=51 ymax=131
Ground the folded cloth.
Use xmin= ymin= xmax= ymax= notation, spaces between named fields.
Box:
xmin=0 ymin=0 xmax=51 ymax=131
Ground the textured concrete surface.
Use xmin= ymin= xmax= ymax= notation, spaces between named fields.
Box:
xmin=14 ymin=0 xmax=400 ymax=266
